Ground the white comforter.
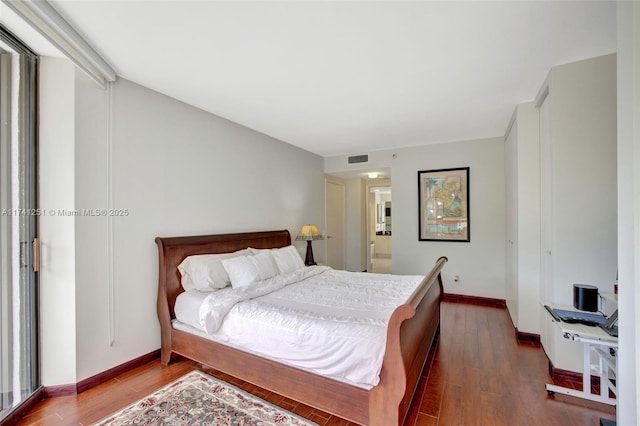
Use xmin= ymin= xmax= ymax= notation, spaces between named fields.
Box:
xmin=175 ymin=266 xmax=424 ymax=387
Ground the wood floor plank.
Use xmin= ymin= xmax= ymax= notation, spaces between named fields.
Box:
xmin=437 ymin=383 xmax=463 ymax=425
xmin=476 ymin=307 xmax=502 ymax=395
xmin=14 ymin=302 xmax=616 ymax=426
xmin=418 ymin=353 xmax=444 ymax=417
xmin=461 ymin=367 xmax=483 ymax=426
xmin=463 ymin=305 xmax=481 ymax=370
xmin=414 ymin=413 xmax=438 ymax=426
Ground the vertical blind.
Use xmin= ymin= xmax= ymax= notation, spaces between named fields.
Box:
xmin=0 ymin=24 xmax=38 ymax=421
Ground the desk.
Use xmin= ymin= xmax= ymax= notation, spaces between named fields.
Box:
xmin=544 ymin=303 xmax=617 ymax=406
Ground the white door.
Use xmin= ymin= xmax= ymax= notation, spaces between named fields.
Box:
xmin=505 ymin=122 xmax=519 ymax=327
xmin=326 ymin=179 xmax=345 ymax=270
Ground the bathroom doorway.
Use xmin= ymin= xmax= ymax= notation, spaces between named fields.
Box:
xmin=368 ymin=184 xmax=391 ymax=274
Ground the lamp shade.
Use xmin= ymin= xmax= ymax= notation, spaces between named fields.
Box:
xmin=295 ymin=224 xmax=324 ymax=241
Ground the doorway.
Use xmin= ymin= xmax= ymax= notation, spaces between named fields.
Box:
xmin=368 ymin=184 xmax=391 ymax=274
xmin=324 ymin=170 xmax=390 ymax=273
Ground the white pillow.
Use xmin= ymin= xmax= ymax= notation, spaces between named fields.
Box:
xmin=222 ymin=250 xmax=278 ymax=289
xmin=178 ymin=249 xmax=252 ymax=291
xmin=272 ymin=245 xmax=305 ymax=274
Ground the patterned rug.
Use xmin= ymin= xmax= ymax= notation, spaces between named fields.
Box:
xmin=93 ymin=370 xmax=318 ymax=425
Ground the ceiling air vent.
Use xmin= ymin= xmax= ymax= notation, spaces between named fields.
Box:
xmin=348 ymin=154 xmax=369 ymax=164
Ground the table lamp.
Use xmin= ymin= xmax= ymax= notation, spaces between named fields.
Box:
xmin=295 ymin=224 xmax=324 ymax=266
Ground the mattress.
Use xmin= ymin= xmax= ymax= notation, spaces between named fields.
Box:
xmin=173 ymin=266 xmax=424 ymax=388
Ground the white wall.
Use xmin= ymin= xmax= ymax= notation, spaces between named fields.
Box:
xmin=39 ymin=63 xmax=325 ymax=385
xmin=535 ymin=55 xmax=617 ymax=374
xmin=74 ymin=58 xmax=111 ymax=381
xmin=39 ymin=58 xmax=77 ymax=386
xmin=326 ymin=137 xmax=506 ymax=298
xmin=546 ymin=54 xmax=618 ymax=306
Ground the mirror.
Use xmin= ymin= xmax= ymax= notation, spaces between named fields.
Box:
xmin=372 ymin=186 xmax=391 ymax=235
xmin=384 ymin=202 xmax=391 ymax=233
xmin=377 ymin=204 xmax=385 ymax=224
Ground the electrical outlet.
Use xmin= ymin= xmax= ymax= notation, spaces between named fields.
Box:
xmin=453 ymin=275 xmax=460 ymax=283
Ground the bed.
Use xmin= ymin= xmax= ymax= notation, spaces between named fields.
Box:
xmin=156 ymin=229 xmax=447 ymax=426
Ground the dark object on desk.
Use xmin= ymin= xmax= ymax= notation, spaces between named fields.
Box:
xmin=573 ymin=283 xmax=599 ymax=312
xmin=600 ymin=418 xmax=616 ymax=426
xmin=562 ymin=318 xmax=600 ymax=326
xmin=599 ymin=309 xmax=618 ymax=337
xmin=544 ymin=305 xmax=608 ymax=326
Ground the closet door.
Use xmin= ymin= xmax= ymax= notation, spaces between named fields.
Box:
xmin=326 ymin=179 xmax=345 ymax=270
xmin=538 ymin=95 xmax=553 ymax=351
xmin=539 ymin=96 xmax=553 ymax=305
xmin=505 ymin=122 xmax=518 ymax=326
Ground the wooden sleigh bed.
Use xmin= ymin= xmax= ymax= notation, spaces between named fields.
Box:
xmin=156 ymin=229 xmax=447 ymax=426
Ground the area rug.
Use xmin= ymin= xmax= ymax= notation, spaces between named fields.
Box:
xmin=93 ymin=370 xmax=318 ymax=425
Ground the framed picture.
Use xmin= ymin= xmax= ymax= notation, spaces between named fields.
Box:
xmin=418 ymin=167 xmax=470 ymax=242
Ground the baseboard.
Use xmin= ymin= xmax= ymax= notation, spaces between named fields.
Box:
xmin=547 ymin=360 xmax=601 ymax=388
xmin=43 ymin=383 xmax=77 ymax=398
xmin=0 ymin=387 xmax=43 ymax=426
xmin=77 ymin=349 xmax=161 ymax=393
xmin=515 ymin=329 xmax=541 ymax=343
xmin=443 ymin=293 xmax=506 ymax=308
xmin=43 ymin=349 xmax=161 ymax=398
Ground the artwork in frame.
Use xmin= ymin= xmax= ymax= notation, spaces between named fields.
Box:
xmin=418 ymin=167 xmax=470 ymax=242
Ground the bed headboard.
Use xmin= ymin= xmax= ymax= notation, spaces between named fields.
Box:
xmin=155 ymin=229 xmax=291 ymax=321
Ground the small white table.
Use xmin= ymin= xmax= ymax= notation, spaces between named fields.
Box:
xmin=544 ymin=303 xmax=617 ymax=406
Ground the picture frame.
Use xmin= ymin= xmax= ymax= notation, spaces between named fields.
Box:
xmin=418 ymin=167 xmax=470 ymax=242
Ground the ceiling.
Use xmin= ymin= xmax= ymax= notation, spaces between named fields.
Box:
xmin=4 ymin=1 xmax=617 ymax=157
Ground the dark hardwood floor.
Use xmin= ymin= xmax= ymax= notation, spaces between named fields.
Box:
xmin=17 ymin=302 xmax=616 ymax=425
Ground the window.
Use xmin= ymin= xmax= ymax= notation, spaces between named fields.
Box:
xmin=0 ymin=25 xmax=38 ymax=421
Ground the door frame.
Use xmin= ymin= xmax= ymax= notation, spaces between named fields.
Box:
xmin=365 ymin=179 xmax=391 ymax=272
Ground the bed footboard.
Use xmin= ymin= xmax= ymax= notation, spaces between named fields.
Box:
xmin=369 ymin=256 xmax=447 ymax=426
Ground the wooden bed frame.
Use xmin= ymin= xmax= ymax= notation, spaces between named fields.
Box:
xmin=155 ymin=229 xmax=447 ymax=426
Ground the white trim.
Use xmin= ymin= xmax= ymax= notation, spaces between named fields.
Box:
xmin=534 ymin=71 xmax=550 ymax=109
xmin=504 ymin=107 xmax=517 ymax=140
xmin=4 ymin=0 xmax=116 ymax=88
xmin=107 ymin=81 xmax=115 ymax=346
